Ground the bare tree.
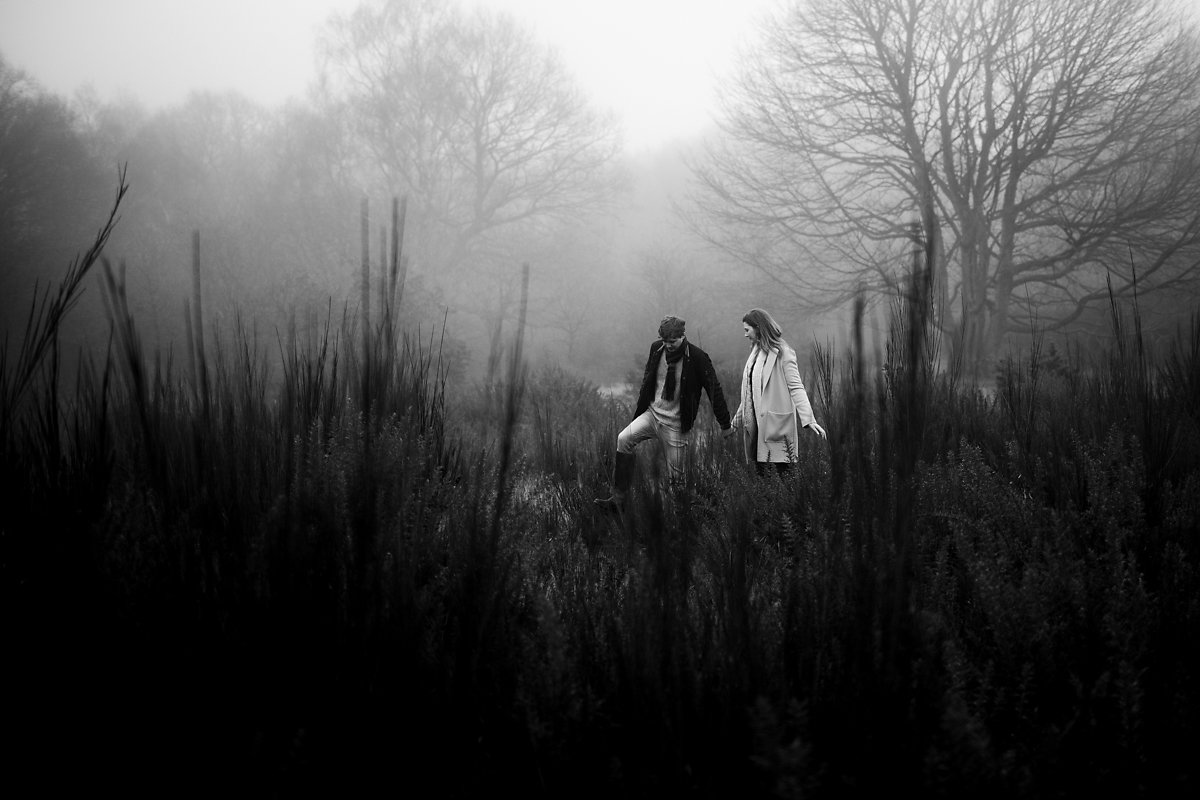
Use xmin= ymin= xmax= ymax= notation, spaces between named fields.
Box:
xmin=692 ymin=0 xmax=1200 ymax=372
xmin=317 ymin=0 xmax=620 ymax=380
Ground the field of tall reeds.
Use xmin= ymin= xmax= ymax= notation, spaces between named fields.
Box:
xmin=4 ymin=182 xmax=1199 ymax=798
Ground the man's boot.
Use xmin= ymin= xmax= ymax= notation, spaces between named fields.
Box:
xmin=594 ymin=451 xmax=635 ymax=512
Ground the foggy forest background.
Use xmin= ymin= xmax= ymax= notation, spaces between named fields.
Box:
xmin=4 ymin=0 xmax=1200 ymax=797
xmin=0 ymin=0 xmax=795 ymax=391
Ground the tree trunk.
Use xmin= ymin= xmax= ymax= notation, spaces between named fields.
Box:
xmin=954 ymin=210 xmax=992 ymax=381
xmin=485 ymin=312 xmax=505 ymax=389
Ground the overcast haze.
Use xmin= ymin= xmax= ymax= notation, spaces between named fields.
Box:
xmin=0 ymin=0 xmax=782 ymax=153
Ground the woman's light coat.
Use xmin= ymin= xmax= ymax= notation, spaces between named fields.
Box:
xmin=731 ymin=343 xmax=817 ymax=463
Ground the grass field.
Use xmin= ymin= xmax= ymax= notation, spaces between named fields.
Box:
xmin=3 ymin=188 xmax=1198 ymax=798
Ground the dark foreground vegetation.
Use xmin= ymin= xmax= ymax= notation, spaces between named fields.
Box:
xmin=4 ymin=187 xmax=1199 ymax=799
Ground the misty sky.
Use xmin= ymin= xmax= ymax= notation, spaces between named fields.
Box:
xmin=0 ymin=0 xmax=783 ymax=153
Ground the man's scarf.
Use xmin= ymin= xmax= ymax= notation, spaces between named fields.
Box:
xmin=661 ymin=343 xmax=685 ymax=401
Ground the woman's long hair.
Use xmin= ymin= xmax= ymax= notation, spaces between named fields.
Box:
xmin=743 ymin=308 xmax=787 ymax=354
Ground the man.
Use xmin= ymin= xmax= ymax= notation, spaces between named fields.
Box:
xmin=595 ymin=315 xmax=732 ymax=511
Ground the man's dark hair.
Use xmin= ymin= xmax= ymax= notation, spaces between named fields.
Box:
xmin=658 ymin=315 xmax=686 ymax=340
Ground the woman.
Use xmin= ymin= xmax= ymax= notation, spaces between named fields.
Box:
xmin=730 ymin=308 xmax=827 ymax=475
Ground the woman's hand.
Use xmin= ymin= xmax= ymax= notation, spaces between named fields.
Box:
xmin=807 ymin=422 xmax=827 ymax=439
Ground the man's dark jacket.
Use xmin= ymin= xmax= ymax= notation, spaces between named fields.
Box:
xmin=633 ymin=339 xmax=731 ymax=433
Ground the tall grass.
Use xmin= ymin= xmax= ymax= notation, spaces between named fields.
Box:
xmin=4 ymin=185 xmax=1199 ymax=798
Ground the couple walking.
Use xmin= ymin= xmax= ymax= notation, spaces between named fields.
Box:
xmin=595 ymin=310 xmax=827 ymax=512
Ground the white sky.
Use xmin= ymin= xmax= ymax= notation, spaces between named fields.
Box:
xmin=3 ymin=0 xmax=1197 ymax=153
xmin=0 ymin=0 xmax=783 ymax=153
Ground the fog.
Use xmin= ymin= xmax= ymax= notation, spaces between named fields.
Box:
xmin=2 ymin=0 xmax=1199 ymax=394
xmin=7 ymin=5 xmax=1200 ymax=795
xmin=0 ymin=0 xmax=822 ymax=393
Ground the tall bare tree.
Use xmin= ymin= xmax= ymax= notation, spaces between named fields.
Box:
xmin=692 ymin=0 xmax=1200 ymax=372
xmin=317 ymin=0 xmax=620 ymax=380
